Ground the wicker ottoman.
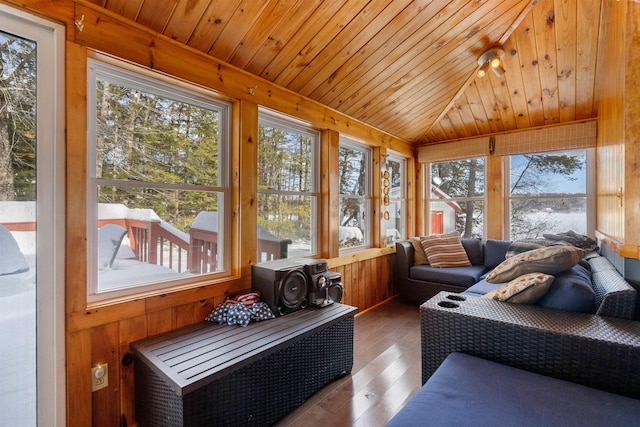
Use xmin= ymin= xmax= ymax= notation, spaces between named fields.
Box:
xmin=132 ymin=303 xmax=357 ymax=426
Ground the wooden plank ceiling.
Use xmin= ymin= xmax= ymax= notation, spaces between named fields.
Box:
xmin=87 ymin=0 xmax=604 ymax=146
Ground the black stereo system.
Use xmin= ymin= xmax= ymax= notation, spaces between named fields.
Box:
xmin=251 ymin=258 xmax=343 ymax=316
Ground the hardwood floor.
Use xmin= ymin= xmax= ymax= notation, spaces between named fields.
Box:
xmin=276 ymin=297 xmax=422 ymax=427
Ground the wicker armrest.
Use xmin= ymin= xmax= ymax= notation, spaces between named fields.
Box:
xmin=421 ymin=292 xmax=640 ymax=399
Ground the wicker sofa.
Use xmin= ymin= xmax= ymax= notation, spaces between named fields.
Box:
xmin=418 ymin=253 xmax=638 ymax=383
xmin=388 ymin=254 xmax=640 ymax=426
xmin=395 ymin=238 xmax=509 ymax=304
xmin=395 ymin=238 xmax=638 ymax=320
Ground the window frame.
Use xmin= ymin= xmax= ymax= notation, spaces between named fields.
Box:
xmin=86 ymin=57 xmax=232 ymax=303
xmin=384 ymin=153 xmax=407 ymax=244
xmin=426 ymin=157 xmax=486 ymax=238
xmin=0 ymin=5 xmax=66 ymax=424
xmin=256 ymin=109 xmax=321 ymax=260
xmin=338 ymin=137 xmax=372 ymax=251
xmin=505 ymin=148 xmax=594 ymax=240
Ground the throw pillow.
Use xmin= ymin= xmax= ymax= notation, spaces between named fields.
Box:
xmin=486 ymin=245 xmax=585 ymax=283
xmin=536 ymin=265 xmax=596 ymax=313
xmin=411 ymin=237 xmax=430 ymax=265
xmin=505 ymin=238 xmax=565 ymax=258
xmin=97 ymin=224 xmax=128 ymax=271
xmin=483 ymin=239 xmax=512 ymax=269
xmin=482 ymin=272 xmax=554 ymax=304
xmin=461 ymin=238 xmax=483 ymax=265
xmin=0 ymin=224 xmax=29 ymax=276
xmin=250 ymin=302 xmax=275 ymax=321
xmin=420 ymin=231 xmax=471 ymax=268
xmin=205 ymin=302 xmax=229 ymax=324
xmin=226 ymin=303 xmax=251 ymax=327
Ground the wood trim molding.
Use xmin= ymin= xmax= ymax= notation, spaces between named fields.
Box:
xmin=596 ymin=230 xmax=640 ymax=260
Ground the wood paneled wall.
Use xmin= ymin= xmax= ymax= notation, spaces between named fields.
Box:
xmin=1 ymin=1 xmax=412 ymax=426
xmin=596 ymin=0 xmax=640 ymax=259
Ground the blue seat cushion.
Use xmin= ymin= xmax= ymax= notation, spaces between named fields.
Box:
xmin=388 ymin=352 xmax=640 ymax=427
xmin=409 ymin=265 xmax=488 ymax=288
xmin=465 ymin=265 xmax=596 ymax=313
xmin=462 ymin=278 xmax=501 ymax=296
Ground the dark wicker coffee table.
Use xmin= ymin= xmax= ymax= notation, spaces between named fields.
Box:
xmin=132 ymin=303 xmax=357 ymax=426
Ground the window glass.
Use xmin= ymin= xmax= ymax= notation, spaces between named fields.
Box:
xmin=508 ymin=149 xmax=588 ymax=240
xmin=257 ymin=113 xmax=318 ymax=260
xmin=339 ymin=139 xmax=371 ymax=250
xmin=0 ymin=13 xmax=64 ymax=425
xmin=88 ymin=59 xmax=230 ymax=300
xmin=429 ymin=158 xmax=485 ymax=238
xmin=0 ymin=29 xmax=37 ymax=426
xmin=384 ymin=154 xmax=406 ymax=244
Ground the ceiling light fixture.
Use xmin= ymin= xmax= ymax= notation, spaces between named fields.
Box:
xmin=477 ymin=47 xmax=506 ymax=78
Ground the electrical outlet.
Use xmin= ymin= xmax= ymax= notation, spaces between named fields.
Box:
xmin=91 ymin=363 xmax=108 ymax=392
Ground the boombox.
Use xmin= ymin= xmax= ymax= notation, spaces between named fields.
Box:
xmin=252 ymin=258 xmax=343 ymax=316
xmin=305 ymin=264 xmax=344 ymax=307
xmin=251 ymin=259 xmax=309 ymax=316
xmin=304 ymin=259 xmax=331 ymax=307
xmin=325 ymin=270 xmax=344 ymax=305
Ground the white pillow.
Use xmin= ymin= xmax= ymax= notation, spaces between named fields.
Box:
xmin=0 ymin=224 xmax=29 ymax=275
xmin=98 ymin=224 xmax=128 ymax=270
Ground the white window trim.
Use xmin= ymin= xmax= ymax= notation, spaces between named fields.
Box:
xmin=505 ymin=148 xmax=594 ymax=240
xmin=386 ymin=153 xmax=407 ymax=242
xmin=86 ymin=57 xmax=231 ymax=302
xmin=339 ymin=137 xmax=372 ymax=251
xmin=0 ymin=4 xmax=66 ymax=425
xmin=426 ymin=158 xmax=487 ymax=238
xmin=257 ymin=110 xmax=321 ymax=257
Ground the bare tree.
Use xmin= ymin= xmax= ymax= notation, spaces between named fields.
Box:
xmin=0 ymin=35 xmax=36 ymax=201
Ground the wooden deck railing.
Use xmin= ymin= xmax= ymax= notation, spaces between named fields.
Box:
xmin=7 ymin=216 xmax=290 ymax=274
xmin=102 ymin=219 xmax=290 ymax=273
xmin=189 ymin=227 xmax=218 ymax=274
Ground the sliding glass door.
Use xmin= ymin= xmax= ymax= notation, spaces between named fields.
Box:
xmin=0 ymin=5 xmax=65 ymax=426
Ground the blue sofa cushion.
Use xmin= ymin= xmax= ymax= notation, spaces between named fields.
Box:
xmin=463 ymin=278 xmax=501 ymax=296
xmin=388 ymin=352 xmax=640 ymax=427
xmin=410 ymin=265 xmax=487 ymax=288
xmin=461 ymin=238 xmax=483 ymax=265
xmin=536 ymin=264 xmax=596 ymax=313
xmin=483 ymin=239 xmax=511 ymax=269
xmin=466 ymin=265 xmax=596 ymax=313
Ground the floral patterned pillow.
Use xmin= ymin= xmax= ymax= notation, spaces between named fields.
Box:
xmin=486 ymin=245 xmax=585 ymax=283
xmin=483 ymin=272 xmax=554 ymax=304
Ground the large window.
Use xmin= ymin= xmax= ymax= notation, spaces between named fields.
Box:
xmin=428 ymin=158 xmax=485 ymax=238
xmin=88 ymin=58 xmax=230 ymax=301
xmin=339 ymin=138 xmax=371 ymax=250
xmin=257 ymin=112 xmax=319 ymax=261
xmin=384 ymin=154 xmax=406 ymax=244
xmin=508 ymin=149 xmax=591 ymax=240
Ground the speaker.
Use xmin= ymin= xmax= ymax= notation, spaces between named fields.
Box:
xmin=305 ymin=261 xmax=331 ymax=307
xmin=252 ymin=259 xmax=308 ymax=316
xmin=326 ymin=270 xmax=344 ymax=304
xmin=303 ymin=260 xmax=331 ymax=307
